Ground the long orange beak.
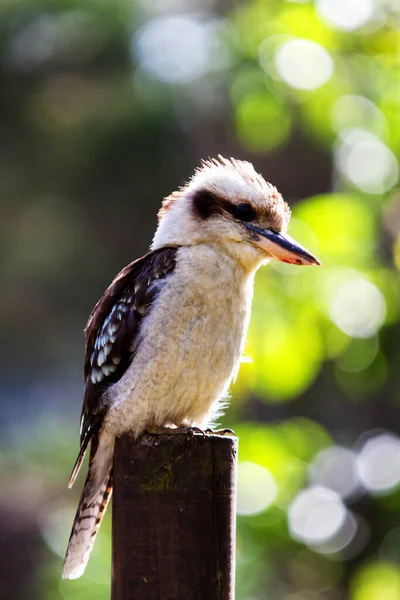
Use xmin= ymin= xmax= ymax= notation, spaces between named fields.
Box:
xmin=245 ymin=224 xmax=321 ymax=266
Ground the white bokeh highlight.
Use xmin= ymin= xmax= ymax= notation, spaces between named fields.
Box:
xmin=357 ymin=433 xmax=400 ymax=494
xmin=329 ymin=278 xmax=386 ymax=339
xmin=316 ymin=0 xmax=375 ymax=31
xmin=236 ymin=461 xmax=278 ymax=516
xmin=309 ymin=446 xmax=360 ymax=499
xmin=335 ymin=128 xmax=399 ymax=194
xmin=274 ymin=39 xmax=334 ymax=90
xmin=311 ymin=511 xmax=358 ymax=555
xmin=133 ymin=15 xmax=230 ymax=84
xmin=289 ymin=486 xmax=347 ymax=545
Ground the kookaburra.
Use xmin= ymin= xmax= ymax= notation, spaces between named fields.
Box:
xmin=63 ymin=156 xmax=320 ymax=579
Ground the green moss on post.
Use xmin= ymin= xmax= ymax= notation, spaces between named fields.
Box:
xmin=112 ymin=431 xmax=238 ymax=600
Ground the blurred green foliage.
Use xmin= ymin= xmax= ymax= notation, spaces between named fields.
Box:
xmin=0 ymin=0 xmax=399 ymax=599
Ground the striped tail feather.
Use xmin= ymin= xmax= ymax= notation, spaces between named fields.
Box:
xmin=63 ymin=430 xmax=115 ymax=579
xmin=63 ymin=430 xmax=114 ymax=580
xmin=62 ymin=466 xmax=113 ymax=579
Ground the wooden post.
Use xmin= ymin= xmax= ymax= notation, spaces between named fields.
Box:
xmin=112 ymin=431 xmax=238 ymax=600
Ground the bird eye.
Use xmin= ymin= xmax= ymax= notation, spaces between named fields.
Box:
xmin=234 ymin=203 xmax=256 ymax=222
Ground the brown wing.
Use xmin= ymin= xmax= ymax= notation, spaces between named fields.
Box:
xmin=70 ymin=246 xmax=177 ymax=482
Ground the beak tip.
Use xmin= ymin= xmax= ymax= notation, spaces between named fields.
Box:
xmin=246 ymin=224 xmax=322 ymax=267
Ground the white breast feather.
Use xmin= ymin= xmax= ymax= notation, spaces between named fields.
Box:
xmin=103 ymin=244 xmax=254 ymax=435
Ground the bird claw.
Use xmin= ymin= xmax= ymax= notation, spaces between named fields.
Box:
xmin=145 ymin=425 xmax=205 ymax=436
xmin=145 ymin=426 xmax=236 ymax=437
xmin=186 ymin=427 xmax=236 ymax=436
xmin=193 ymin=427 xmax=236 ymax=436
xmin=187 ymin=426 xmax=207 ymax=436
xmin=211 ymin=428 xmax=236 ymax=436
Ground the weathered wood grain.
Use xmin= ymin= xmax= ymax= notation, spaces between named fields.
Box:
xmin=112 ymin=431 xmax=238 ymax=600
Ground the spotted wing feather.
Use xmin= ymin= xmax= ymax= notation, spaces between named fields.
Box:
xmin=69 ymin=247 xmax=177 ymax=486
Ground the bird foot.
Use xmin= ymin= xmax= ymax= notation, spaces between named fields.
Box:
xmin=145 ymin=425 xmax=206 ymax=436
xmin=145 ymin=426 xmax=236 ymax=437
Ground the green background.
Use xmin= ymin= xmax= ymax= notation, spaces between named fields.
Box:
xmin=1 ymin=0 xmax=399 ymax=598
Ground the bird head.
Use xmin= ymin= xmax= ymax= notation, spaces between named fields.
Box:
xmin=152 ymin=156 xmax=320 ymax=272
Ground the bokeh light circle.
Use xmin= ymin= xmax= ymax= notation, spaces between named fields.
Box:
xmin=316 ymin=0 xmax=374 ymax=31
xmin=288 ymin=485 xmax=347 ymax=544
xmin=357 ymin=433 xmax=400 ymax=493
xmin=274 ymin=39 xmax=334 ymax=90
xmin=134 ymin=15 xmax=229 ymax=84
xmin=309 ymin=446 xmax=360 ymax=499
xmin=329 ymin=278 xmax=386 ymax=338
xmin=335 ymin=128 xmax=399 ymax=194
xmin=237 ymin=461 xmax=278 ymax=516
xmin=311 ymin=511 xmax=358 ymax=555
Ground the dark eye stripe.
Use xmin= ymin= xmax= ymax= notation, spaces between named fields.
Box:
xmin=192 ymin=190 xmax=221 ymax=219
xmin=192 ymin=190 xmax=256 ymax=222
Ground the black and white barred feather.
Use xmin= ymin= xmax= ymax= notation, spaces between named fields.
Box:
xmin=63 ymin=436 xmax=113 ymax=579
